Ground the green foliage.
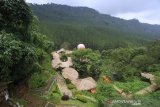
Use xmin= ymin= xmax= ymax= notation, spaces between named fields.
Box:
xmin=75 ymin=94 xmax=88 ymax=103
xmin=72 ymin=49 xmax=101 ymax=79
xmin=29 ymin=72 xmax=48 ymax=89
xmin=133 ymin=95 xmax=160 ymax=107
xmin=30 ymin=31 xmax=54 ymax=53
xmin=150 ymin=71 xmax=160 ymax=86
xmin=31 ymin=4 xmax=160 ymax=50
xmin=72 ymin=90 xmax=82 ymax=96
xmin=0 ymin=0 xmax=54 ymax=83
xmin=49 ymin=93 xmax=61 ymax=104
xmin=115 ymin=80 xmax=149 ymax=93
xmin=48 ymin=83 xmax=61 ymax=104
xmin=104 ymin=47 xmax=147 ymax=81
xmin=60 ymin=53 xmax=68 ymax=62
xmin=0 ymin=0 xmax=32 ymax=39
xmin=131 ymin=55 xmax=155 ymax=71
xmin=103 ymin=45 xmax=160 ymax=81
xmin=148 ymin=40 xmax=160 ymax=63
xmin=147 ymin=64 xmax=160 ymax=72
xmin=155 ymin=76 xmax=160 ymax=86
xmin=67 ymin=84 xmax=76 ymax=89
xmin=0 ymin=32 xmax=38 ymax=82
xmin=96 ymin=82 xmax=119 ymax=98
xmin=16 ymin=99 xmax=28 ymax=106
xmin=49 ymin=82 xmax=60 ymax=94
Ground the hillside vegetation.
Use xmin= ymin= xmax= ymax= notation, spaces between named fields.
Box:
xmin=0 ymin=1 xmax=160 ymax=107
xmin=0 ymin=0 xmax=54 ymax=85
xmin=30 ymin=3 xmax=160 ymax=50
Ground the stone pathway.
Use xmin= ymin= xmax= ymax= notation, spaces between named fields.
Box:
xmin=52 ymin=49 xmax=97 ymax=92
xmin=56 ymin=73 xmax=72 ymax=97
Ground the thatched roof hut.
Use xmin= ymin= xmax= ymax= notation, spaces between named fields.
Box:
xmin=73 ymin=77 xmax=97 ymax=91
xmin=52 ymin=52 xmax=73 ymax=69
xmin=62 ymin=68 xmax=79 ymax=80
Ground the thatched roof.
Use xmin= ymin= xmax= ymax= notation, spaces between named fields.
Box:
xmin=62 ymin=68 xmax=79 ymax=80
xmin=60 ymin=57 xmax=73 ymax=68
xmin=51 ymin=49 xmax=97 ymax=91
xmin=51 ymin=52 xmax=73 ymax=69
xmin=51 ymin=52 xmax=61 ymax=69
xmin=72 ymin=77 xmax=97 ymax=91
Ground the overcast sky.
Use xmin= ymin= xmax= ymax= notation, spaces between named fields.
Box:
xmin=26 ymin=0 xmax=160 ymax=25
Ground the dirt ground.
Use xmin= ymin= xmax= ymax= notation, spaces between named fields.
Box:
xmin=7 ymin=82 xmax=47 ymax=107
xmin=18 ymin=85 xmax=46 ymax=107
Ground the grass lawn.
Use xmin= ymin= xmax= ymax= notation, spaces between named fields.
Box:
xmin=61 ymin=99 xmax=97 ymax=107
xmin=114 ymin=79 xmax=150 ymax=93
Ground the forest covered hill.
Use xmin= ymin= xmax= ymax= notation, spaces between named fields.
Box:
xmin=30 ymin=3 xmax=160 ymax=50
xmin=0 ymin=1 xmax=160 ymax=106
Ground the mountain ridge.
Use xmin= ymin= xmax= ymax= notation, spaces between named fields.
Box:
xmin=30 ymin=3 xmax=160 ymax=50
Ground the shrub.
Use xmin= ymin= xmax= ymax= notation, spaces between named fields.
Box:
xmin=75 ymin=94 xmax=88 ymax=103
xmin=29 ymin=72 xmax=48 ymax=89
xmin=60 ymin=53 xmax=68 ymax=62
xmin=72 ymin=49 xmax=101 ymax=80
xmin=147 ymin=64 xmax=160 ymax=72
xmin=65 ymin=79 xmax=71 ymax=84
xmin=49 ymin=93 xmax=61 ymax=104
xmin=67 ymin=84 xmax=76 ymax=89
xmin=0 ymin=0 xmax=32 ymax=34
xmin=131 ymin=55 xmax=155 ymax=71
xmin=104 ymin=47 xmax=156 ymax=81
xmin=72 ymin=89 xmax=82 ymax=96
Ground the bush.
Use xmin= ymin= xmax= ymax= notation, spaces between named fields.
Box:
xmin=29 ymin=72 xmax=48 ymax=89
xmin=72 ymin=49 xmax=101 ymax=80
xmin=65 ymin=79 xmax=71 ymax=84
xmin=131 ymin=55 xmax=155 ymax=71
xmin=49 ymin=93 xmax=61 ymax=104
xmin=49 ymin=83 xmax=60 ymax=94
xmin=147 ymin=64 xmax=160 ymax=72
xmin=60 ymin=53 xmax=68 ymax=62
xmin=72 ymin=89 xmax=82 ymax=96
xmin=67 ymin=84 xmax=76 ymax=89
xmin=115 ymin=80 xmax=149 ymax=93
xmin=0 ymin=0 xmax=32 ymax=34
xmin=75 ymin=94 xmax=88 ymax=103
xmin=104 ymin=47 xmax=156 ymax=81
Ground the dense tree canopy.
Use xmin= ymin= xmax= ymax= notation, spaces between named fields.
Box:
xmin=30 ymin=3 xmax=160 ymax=50
xmin=0 ymin=0 xmax=53 ymax=82
xmin=103 ymin=41 xmax=160 ymax=81
xmin=0 ymin=0 xmax=32 ymax=37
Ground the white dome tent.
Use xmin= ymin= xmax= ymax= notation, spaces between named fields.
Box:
xmin=77 ymin=44 xmax=85 ymax=49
